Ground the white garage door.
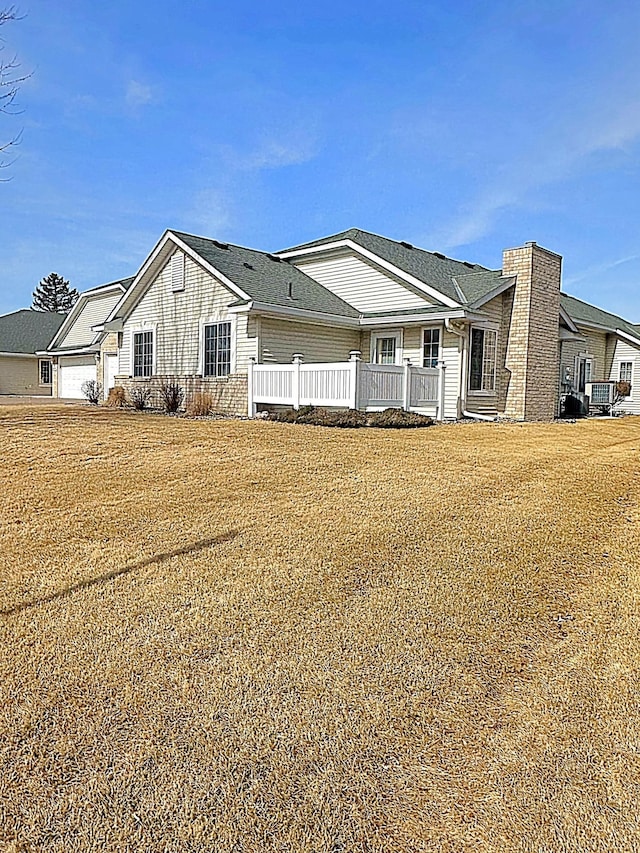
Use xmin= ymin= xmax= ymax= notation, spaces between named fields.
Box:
xmin=58 ymin=357 xmax=96 ymax=399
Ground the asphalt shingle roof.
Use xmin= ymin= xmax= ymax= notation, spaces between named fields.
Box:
xmin=0 ymin=309 xmax=66 ymax=354
xmin=280 ymin=228 xmax=495 ymax=305
xmin=173 ymin=231 xmax=359 ymax=318
xmin=453 ymin=270 xmax=513 ymax=306
xmin=561 ymin=294 xmax=640 ymax=341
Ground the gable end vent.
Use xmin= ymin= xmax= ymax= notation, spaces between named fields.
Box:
xmin=170 ymin=251 xmax=185 ymax=293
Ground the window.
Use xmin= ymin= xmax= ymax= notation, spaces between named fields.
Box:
xmin=203 ymin=322 xmax=231 ymax=377
xmin=133 ymin=331 xmax=153 ymax=377
xmin=422 ymin=328 xmax=440 ymax=368
xmin=376 ymin=337 xmax=397 ymax=364
xmin=170 ymin=251 xmax=185 ymax=292
xmin=469 ymin=328 xmax=497 ymax=392
xmin=620 ymin=361 xmax=633 ymax=383
xmin=39 ymin=360 xmax=52 ymax=385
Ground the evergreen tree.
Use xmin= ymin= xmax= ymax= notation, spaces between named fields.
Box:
xmin=32 ymin=273 xmax=79 ymax=313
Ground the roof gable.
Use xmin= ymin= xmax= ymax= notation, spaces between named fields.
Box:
xmin=0 ymin=309 xmax=66 ymax=354
xmin=561 ymin=293 xmax=640 ymax=342
xmin=49 ymin=277 xmax=134 ymax=352
xmin=279 ymin=228 xmax=494 ymax=306
xmin=172 ymin=231 xmax=359 ymax=318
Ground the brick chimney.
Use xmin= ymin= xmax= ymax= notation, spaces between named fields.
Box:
xmin=501 ymin=242 xmax=562 ymax=421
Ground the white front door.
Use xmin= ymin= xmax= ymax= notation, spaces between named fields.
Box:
xmin=104 ymin=354 xmax=119 ymax=399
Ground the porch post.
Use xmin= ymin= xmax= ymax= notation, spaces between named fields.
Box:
xmin=348 ymin=351 xmax=361 ymax=410
xmin=438 ymin=359 xmax=445 ymax=422
xmin=402 ymin=358 xmax=412 ymax=411
xmin=247 ymin=357 xmax=256 ymax=418
xmin=292 ymin=353 xmax=303 ymax=410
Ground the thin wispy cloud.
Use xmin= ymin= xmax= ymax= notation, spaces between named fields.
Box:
xmin=564 ymin=253 xmax=640 ymax=288
xmin=424 ymin=81 xmax=640 ymax=251
xmin=125 ymin=79 xmax=154 ymax=108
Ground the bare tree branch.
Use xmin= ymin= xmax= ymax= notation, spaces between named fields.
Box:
xmin=0 ymin=6 xmax=30 ymax=177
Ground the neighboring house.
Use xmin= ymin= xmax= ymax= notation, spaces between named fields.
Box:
xmin=559 ymin=294 xmax=640 ymax=414
xmin=47 ymin=227 xmax=640 ymax=420
xmin=46 ymin=277 xmax=134 ymax=399
xmin=0 ymin=309 xmax=66 ymax=396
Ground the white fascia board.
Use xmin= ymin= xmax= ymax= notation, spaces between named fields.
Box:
xmin=0 ymin=351 xmax=37 ymax=358
xmin=104 ymin=231 xmax=251 ymax=326
xmin=82 ymin=281 xmax=128 ymax=297
xmin=467 ymin=276 xmax=516 ymax=308
xmin=559 ymin=305 xmax=580 ymax=333
xmin=359 ymin=309 xmax=484 ymax=327
xmin=46 ymin=347 xmax=99 ymax=357
xmin=616 ymin=328 xmax=640 ymax=348
xmin=279 ymin=239 xmax=461 ymax=309
xmin=234 ymin=300 xmax=360 ymax=328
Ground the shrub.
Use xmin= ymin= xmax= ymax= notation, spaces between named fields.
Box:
xmin=367 ymin=408 xmax=434 ymax=428
xmin=130 ymin=386 xmax=152 ymax=411
xmin=159 ymin=382 xmax=184 ymax=414
xmin=105 ymin=386 xmax=127 ymax=408
xmin=80 ymin=380 xmax=102 ymax=405
xmin=267 ymin=406 xmax=366 ymax=428
xmin=186 ymin=392 xmax=215 ymax=417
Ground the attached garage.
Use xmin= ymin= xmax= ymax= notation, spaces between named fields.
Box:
xmin=58 ymin=356 xmax=96 ymax=399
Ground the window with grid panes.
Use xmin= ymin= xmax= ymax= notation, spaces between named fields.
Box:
xmin=422 ymin=328 xmax=440 ymax=367
xmin=469 ymin=328 xmax=497 ymax=391
xmin=133 ymin=331 xmax=153 ymax=377
xmin=203 ymin=322 xmax=231 ymax=377
xmin=620 ymin=361 xmax=633 ymax=383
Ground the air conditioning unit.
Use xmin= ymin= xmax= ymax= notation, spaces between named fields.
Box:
xmin=586 ymin=382 xmax=615 ymax=409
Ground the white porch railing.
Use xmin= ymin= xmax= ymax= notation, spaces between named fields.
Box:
xmin=248 ymin=351 xmax=444 ymax=419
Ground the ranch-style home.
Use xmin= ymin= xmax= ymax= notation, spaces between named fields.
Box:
xmin=45 ymin=227 xmax=640 ymax=420
xmin=0 ymin=309 xmax=65 ymax=396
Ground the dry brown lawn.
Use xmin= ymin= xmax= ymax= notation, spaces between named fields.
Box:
xmin=1 ymin=405 xmax=640 ymax=852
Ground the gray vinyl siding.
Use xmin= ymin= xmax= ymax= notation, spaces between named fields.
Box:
xmin=294 ymin=252 xmax=431 ymax=313
xmin=119 ymin=253 xmax=251 ymax=376
xmin=0 ymin=355 xmax=50 ymax=395
xmin=260 ymin=318 xmax=360 ymax=364
xmin=58 ymin=291 xmax=122 ymax=348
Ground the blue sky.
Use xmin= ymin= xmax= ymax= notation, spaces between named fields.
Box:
xmin=2 ymin=0 xmax=640 ymax=318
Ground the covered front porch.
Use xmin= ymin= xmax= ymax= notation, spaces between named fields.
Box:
xmin=247 ymin=351 xmax=444 ymax=419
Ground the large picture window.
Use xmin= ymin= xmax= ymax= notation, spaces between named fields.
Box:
xmin=133 ymin=331 xmax=153 ymax=378
xmin=422 ymin=328 xmax=440 ymax=368
xmin=204 ymin=322 xmax=231 ymax=377
xmin=469 ymin=328 xmax=497 ymax=392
